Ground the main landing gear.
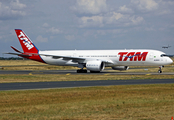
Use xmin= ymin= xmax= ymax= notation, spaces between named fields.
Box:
xmin=77 ymin=69 xmax=87 ymax=73
xmin=90 ymin=71 xmax=100 ymax=73
xmin=158 ymin=66 xmax=164 ymax=73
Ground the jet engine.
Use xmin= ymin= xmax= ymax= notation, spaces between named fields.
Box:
xmin=86 ymin=61 xmax=105 ymax=72
xmin=112 ymin=66 xmax=129 ymax=71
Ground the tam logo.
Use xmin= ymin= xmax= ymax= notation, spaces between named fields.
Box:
xmin=118 ymin=52 xmax=148 ymax=61
xmin=18 ymin=31 xmax=34 ymax=50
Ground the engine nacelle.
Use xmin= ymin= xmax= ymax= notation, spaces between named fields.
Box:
xmin=86 ymin=61 xmax=105 ymax=72
xmin=112 ymin=66 xmax=129 ymax=71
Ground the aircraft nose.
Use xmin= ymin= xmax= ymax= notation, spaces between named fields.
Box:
xmin=167 ymin=57 xmax=173 ymax=64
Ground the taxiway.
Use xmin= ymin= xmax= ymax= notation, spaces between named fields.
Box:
xmin=0 ymin=69 xmax=174 ymax=91
xmin=0 ymin=79 xmax=174 ymax=91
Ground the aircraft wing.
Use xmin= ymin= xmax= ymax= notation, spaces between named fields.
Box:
xmin=5 ymin=51 xmax=114 ymax=64
xmin=39 ymin=54 xmax=114 ymax=64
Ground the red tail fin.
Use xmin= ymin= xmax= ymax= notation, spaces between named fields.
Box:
xmin=14 ymin=29 xmax=45 ymax=63
xmin=15 ymin=29 xmax=38 ymax=53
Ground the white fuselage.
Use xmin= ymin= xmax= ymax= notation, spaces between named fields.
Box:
xmin=39 ymin=49 xmax=173 ymax=67
xmin=11 ymin=29 xmax=173 ymax=73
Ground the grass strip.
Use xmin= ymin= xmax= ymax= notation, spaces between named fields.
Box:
xmin=0 ymin=74 xmax=174 ymax=83
xmin=0 ymin=84 xmax=174 ymax=119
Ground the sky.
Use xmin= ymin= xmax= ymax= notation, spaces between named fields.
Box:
xmin=1 ymin=0 xmax=174 ymax=57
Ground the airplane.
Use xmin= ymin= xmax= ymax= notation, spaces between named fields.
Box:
xmin=162 ymin=45 xmax=171 ymax=49
xmin=6 ymin=29 xmax=173 ymax=73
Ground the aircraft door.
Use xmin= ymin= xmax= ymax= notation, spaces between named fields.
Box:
xmin=149 ymin=52 xmax=154 ymax=60
xmin=73 ymin=53 xmax=78 ymax=57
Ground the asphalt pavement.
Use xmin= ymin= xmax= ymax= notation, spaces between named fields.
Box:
xmin=0 ymin=79 xmax=174 ymax=91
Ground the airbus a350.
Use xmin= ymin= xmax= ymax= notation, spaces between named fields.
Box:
xmin=6 ymin=29 xmax=173 ymax=73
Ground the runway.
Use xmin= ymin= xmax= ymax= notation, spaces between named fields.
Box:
xmin=0 ymin=79 xmax=174 ymax=91
xmin=0 ymin=69 xmax=174 ymax=75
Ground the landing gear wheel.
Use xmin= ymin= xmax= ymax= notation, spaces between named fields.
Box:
xmin=158 ymin=66 xmax=163 ymax=73
xmin=90 ymin=71 xmax=100 ymax=73
xmin=77 ymin=69 xmax=87 ymax=73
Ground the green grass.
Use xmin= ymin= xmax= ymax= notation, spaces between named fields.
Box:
xmin=0 ymin=60 xmax=78 ymax=70
xmin=0 ymin=60 xmax=174 ymax=119
xmin=0 ymin=74 xmax=174 ymax=83
xmin=0 ymin=84 xmax=174 ymax=120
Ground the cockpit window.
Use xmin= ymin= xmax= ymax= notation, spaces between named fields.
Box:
xmin=161 ymin=54 xmax=166 ymax=57
xmin=161 ymin=54 xmax=173 ymax=57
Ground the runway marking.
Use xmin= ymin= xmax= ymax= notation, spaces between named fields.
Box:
xmin=29 ymin=73 xmax=33 ymax=75
xmin=146 ymin=74 xmax=151 ymax=75
xmin=66 ymin=73 xmax=71 ymax=75
xmin=104 ymin=74 xmax=110 ymax=75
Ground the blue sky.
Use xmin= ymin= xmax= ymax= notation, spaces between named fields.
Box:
xmin=1 ymin=0 xmax=174 ymax=57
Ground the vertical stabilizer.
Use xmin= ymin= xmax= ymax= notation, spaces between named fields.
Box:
xmin=15 ymin=29 xmax=39 ymax=53
xmin=14 ymin=29 xmax=45 ymax=63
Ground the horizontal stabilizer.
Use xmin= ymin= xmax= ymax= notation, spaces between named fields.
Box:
xmin=11 ymin=46 xmax=23 ymax=53
xmin=5 ymin=52 xmax=31 ymax=57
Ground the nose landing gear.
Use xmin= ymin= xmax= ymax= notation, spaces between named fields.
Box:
xmin=158 ymin=66 xmax=164 ymax=73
